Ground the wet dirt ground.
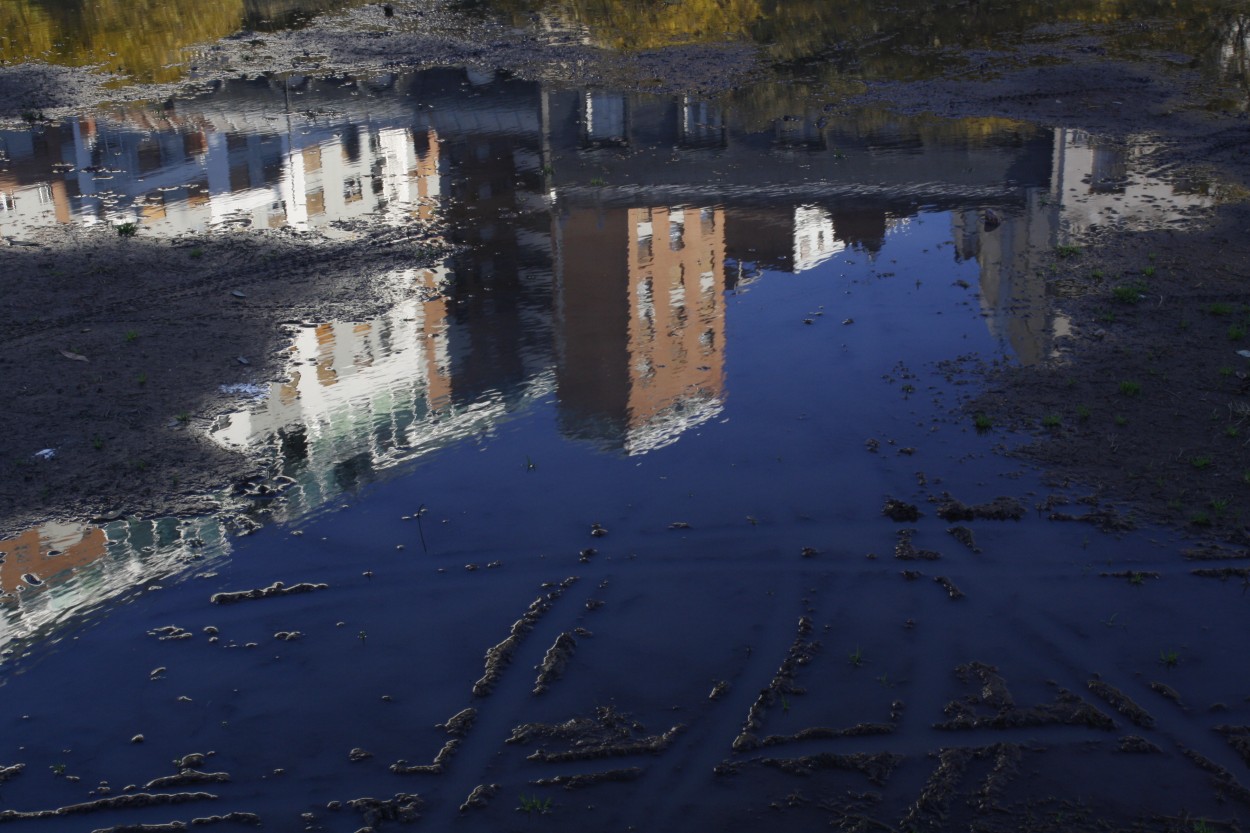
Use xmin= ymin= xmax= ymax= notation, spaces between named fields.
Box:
xmin=1 ymin=0 xmax=1250 ymax=831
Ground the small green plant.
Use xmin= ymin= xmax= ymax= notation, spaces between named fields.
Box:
xmin=1055 ymin=244 xmax=1081 ymax=258
xmin=876 ymin=673 xmax=893 ymax=688
xmin=189 ymin=247 xmax=204 ymax=259
xmin=137 ymin=372 xmax=148 ymax=385
xmin=1129 ymin=572 xmax=1145 ymax=586
xmin=1209 ymin=302 xmax=1234 ymax=316
xmin=1191 ymin=456 xmax=1213 ymax=470
xmin=1190 ymin=511 xmax=1212 ymax=527
xmin=1097 ymin=310 xmax=1117 ymax=324
xmin=50 ymin=763 xmax=67 ymax=775
xmin=1112 ymin=284 xmax=1142 ymax=304
xmin=780 ymin=695 xmax=790 ymax=712
xmin=1212 ymin=497 xmax=1229 ymax=514
xmin=1041 ymin=414 xmax=1061 ymax=428
xmin=92 ymin=435 xmax=104 ymax=450
xmin=124 ymin=329 xmax=139 ymax=343
xmin=1076 ymin=405 xmax=1091 ymax=422
xmin=1118 ymin=381 xmax=1141 ymax=396
xmin=115 ymin=222 xmax=138 ymax=238
xmin=1091 ymin=269 xmax=1105 ymax=279
xmin=1192 ymin=820 xmax=1216 ymax=833
xmin=1228 ymin=325 xmax=1246 ymax=341
xmin=134 ymin=459 xmax=148 ymax=472
xmin=518 ymin=794 xmax=552 ymax=814
xmin=974 ymin=413 xmax=993 ymax=433
xmin=175 ymin=412 xmax=190 ymax=424
xmin=1220 ymin=365 xmax=1235 ymax=377
xmin=1159 ymin=649 xmax=1180 ymax=668
xmin=848 ymin=646 xmax=864 ymax=667
xmin=589 ymin=177 xmax=606 ymax=187
xmin=1142 ymin=265 xmax=1156 ymax=277
xmin=1226 ymin=425 xmax=1240 ymax=438
xmin=358 ymin=630 xmax=368 ymax=644
xmin=1114 ymin=415 xmax=1128 ymax=426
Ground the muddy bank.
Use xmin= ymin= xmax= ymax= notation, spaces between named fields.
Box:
xmin=969 ymin=200 xmax=1250 ymax=543
xmin=0 ymin=221 xmax=449 ymax=538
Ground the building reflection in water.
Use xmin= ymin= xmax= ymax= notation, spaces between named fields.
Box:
xmin=0 ymin=68 xmax=1224 ymax=636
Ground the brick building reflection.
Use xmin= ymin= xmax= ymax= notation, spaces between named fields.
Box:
xmin=556 ymin=204 xmax=726 ymax=453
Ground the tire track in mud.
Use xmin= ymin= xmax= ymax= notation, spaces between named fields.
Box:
xmin=641 ymin=565 xmax=815 ymax=830
xmin=414 ymin=571 xmax=597 ymax=825
xmin=984 ymin=597 xmax=1250 ymax=806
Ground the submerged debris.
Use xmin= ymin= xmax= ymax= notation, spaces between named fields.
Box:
xmin=458 ymin=784 xmax=499 ymax=812
xmin=209 ymin=581 xmax=328 ymax=605
xmin=533 ymin=632 xmax=577 ymax=694
xmin=473 ymin=578 xmax=578 ymax=697
xmin=532 ymin=768 xmax=642 ymax=790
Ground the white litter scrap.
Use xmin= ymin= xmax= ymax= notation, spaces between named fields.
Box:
xmin=33 ymin=448 xmax=56 ymax=460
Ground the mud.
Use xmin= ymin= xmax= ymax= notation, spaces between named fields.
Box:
xmin=945 ymin=526 xmax=981 ymax=554
xmin=436 ymin=708 xmax=477 ymax=737
xmin=1086 ymin=678 xmax=1156 ymax=728
xmin=733 ymin=616 xmax=820 ymax=752
xmin=893 ymin=529 xmax=941 ymax=561
xmin=933 ymin=495 xmax=1026 ymax=522
xmin=142 ymin=771 xmax=231 ymax=790
xmin=1118 ymin=735 xmax=1162 ymax=754
xmin=881 ymin=499 xmax=921 ymax=522
xmin=757 ymin=751 xmax=902 ymax=786
xmin=458 ymin=783 xmax=499 ymax=812
xmin=390 ymin=739 xmax=458 ymax=774
xmin=343 ymin=793 xmax=423 ymax=827
xmin=532 ymin=631 xmax=577 ymax=694
xmin=473 ymin=579 xmax=577 ymax=697
xmin=525 ymin=725 xmax=684 ymax=764
xmin=932 ymin=576 xmax=965 ymax=600
xmin=531 ymin=768 xmax=642 ymax=790
xmin=0 ymin=792 xmax=218 ymax=823
xmin=208 ymin=580 xmax=328 ymax=604
xmin=937 ymin=663 xmax=1115 ymax=731
xmin=758 ymin=723 xmax=896 ymax=747
xmin=0 ymin=764 xmax=22 ymax=783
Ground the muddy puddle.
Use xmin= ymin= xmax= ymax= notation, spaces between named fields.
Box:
xmin=3 ymin=1 xmax=1250 ymax=831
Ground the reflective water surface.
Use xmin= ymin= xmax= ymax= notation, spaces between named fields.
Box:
xmin=4 ymin=5 xmax=1250 ymax=829
xmin=0 ymin=65 xmax=1220 ymax=651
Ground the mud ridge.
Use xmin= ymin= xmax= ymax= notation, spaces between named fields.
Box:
xmin=209 ymin=581 xmax=328 ymax=605
xmin=532 ymin=768 xmax=643 ymax=789
xmin=533 ymin=632 xmax=577 ymax=695
xmin=0 ymin=792 xmax=217 ymax=823
xmin=758 ymin=751 xmax=902 ymax=786
xmin=473 ymin=578 xmax=578 ymax=697
xmin=733 ymin=616 xmax=820 ymax=752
